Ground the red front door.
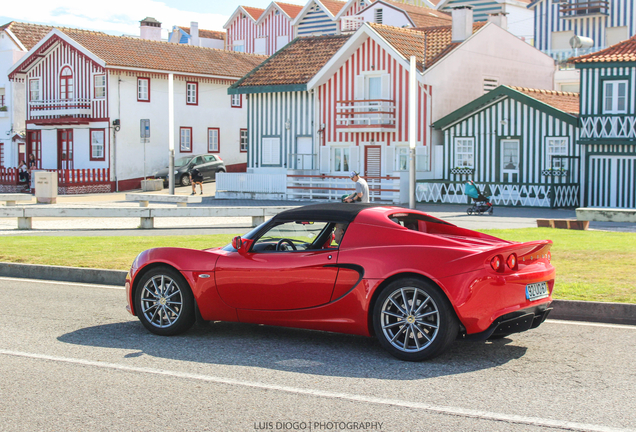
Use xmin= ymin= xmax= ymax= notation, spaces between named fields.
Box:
xmin=58 ymin=129 xmax=73 ymax=170
xmin=215 ymin=250 xmax=339 ymax=310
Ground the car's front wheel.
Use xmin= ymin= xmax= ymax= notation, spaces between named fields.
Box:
xmin=134 ymin=266 xmax=195 ymax=336
xmin=180 ymin=174 xmax=191 ymax=186
xmin=373 ymin=278 xmax=458 ymax=361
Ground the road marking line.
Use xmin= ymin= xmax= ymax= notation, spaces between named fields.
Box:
xmin=547 ymin=319 xmax=636 ymax=330
xmin=0 ymin=276 xmax=124 ymax=290
xmin=0 ymin=349 xmax=631 ymax=432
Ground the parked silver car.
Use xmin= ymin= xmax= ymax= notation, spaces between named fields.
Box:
xmin=154 ymin=154 xmax=226 ymax=186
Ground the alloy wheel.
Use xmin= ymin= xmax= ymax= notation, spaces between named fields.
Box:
xmin=140 ymin=275 xmax=183 ymax=328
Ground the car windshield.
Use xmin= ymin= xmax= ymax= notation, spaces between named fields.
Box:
xmin=174 ymin=157 xmax=192 ymax=168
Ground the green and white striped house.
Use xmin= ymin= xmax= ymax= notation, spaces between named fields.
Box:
xmin=427 ymin=85 xmax=581 ymax=208
xmin=573 ymin=35 xmax=636 ymax=208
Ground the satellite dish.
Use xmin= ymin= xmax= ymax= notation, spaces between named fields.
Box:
xmin=570 ymin=35 xmax=594 ymax=49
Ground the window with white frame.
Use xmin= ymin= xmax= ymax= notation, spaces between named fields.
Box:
xmin=29 ymin=79 xmax=41 ymax=101
xmin=240 ymin=129 xmax=248 ymax=152
xmin=454 ymin=137 xmax=474 ymax=168
xmin=138 ymin=78 xmax=150 ymax=102
xmin=180 ymin=127 xmax=192 ymax=152
xmin=208 ymin=128 xmax=219 ymax=152
xmin=262 ymin=137 xmax=281 ymax=165
xmin=254 ymin=37 xmax=267 ymax=55
xmin=233 ymin=40 xmax=245 ymax=52
xmin=231 ymin=94 xmax=242 ymax=108
xmin=333 ymin=147 xmax=350 ymax=173
xmin=395 ymin=147 xmax=409 ymax=171
xmin=94 ymin=75 xmax=106 ymax=99
xmin=545 ymin=137 xmax=568 ymax=170
xmin=186 ymin=82 xmax=198 ymax=105
xmin=603 ymin=80 xmax=628 ymax=114
xmin=60 ymin=67 xmax=74 ymax=100
xmin=90 ymin=129 xmax=105 ymax=160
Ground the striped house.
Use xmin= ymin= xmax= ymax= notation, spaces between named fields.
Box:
xmin=293 ymin=0 xmax=350 ymax=36
xmin=572 ymin=35 xmax=636 ymax=208
xmin=7 ymin=28 xmax=265 ymax=193
xmin=529 ymin=0 xmax=636 ymax=62
xmin=432 ymin=86 xmax=581 ymax=208
xmin=224 ymin=5 xmax=266 ymax=54
xmin=224 ymin=2 xmax=303 ymax=55
xmin=224 ymin=17 xmax=555 ymax=201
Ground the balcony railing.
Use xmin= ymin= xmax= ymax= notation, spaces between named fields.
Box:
xmin=341 ymin=16 xmax=364 ymax=33
xmin=581 ymin=115 xmax=636 ymax=140
xmin=336 ymin=99 xmax=396 ymax=130
xmin=560 ymin=0 xmax=609 ymax=18
xmin=29 ymin=99 xmax=91 ymax=117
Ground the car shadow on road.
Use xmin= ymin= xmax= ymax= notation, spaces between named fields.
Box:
xmin=58 ymin=320 xmax=527 ymax=380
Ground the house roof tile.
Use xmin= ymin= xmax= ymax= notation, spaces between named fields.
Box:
xmin=321 ymin=0 xmax=348 ymax=16
xmin=509 ymin=86 xmax=580 ymax=116
xmin=235 ymin=34 xmax=351 ymax=87
xmin=275 ymin=2 xmax=305 ymax=19
xmin=178 ymin=27 xmax=226 ymax=41
xmin=371 ymin=22 xmax=485 ymax=70
xmin=59 ymin=29 xmax=266 ymax=78
xmin=0 ymin=21 xmax=62 ymax=50
xmin=242 ymin=6 xmax=266 ymax=21
xmin=571 ymin=35 xmax=636 ymax=64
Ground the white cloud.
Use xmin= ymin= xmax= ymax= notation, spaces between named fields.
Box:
xmin=2 ymin=0 xmax=230 ymax=36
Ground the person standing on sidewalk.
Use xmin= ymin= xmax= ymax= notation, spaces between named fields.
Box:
xmin=27 ymin=153 xmax=36 ymax=193
xmin=344 ymin=171 xmax=369 ymax=203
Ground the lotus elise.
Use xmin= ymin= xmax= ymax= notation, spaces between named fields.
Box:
xmin=125 ymin=203 xmax=554 ymax=361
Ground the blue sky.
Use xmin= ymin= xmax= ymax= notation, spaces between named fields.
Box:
xmin=1 ymin=0 xmax=306 ymax=36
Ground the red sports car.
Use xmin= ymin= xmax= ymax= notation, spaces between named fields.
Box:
xmin=125 ymin=203 xmax=554 ymax=361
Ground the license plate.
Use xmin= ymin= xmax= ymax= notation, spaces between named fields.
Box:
xmin=526 ymin=282 xmax=549 ymax=301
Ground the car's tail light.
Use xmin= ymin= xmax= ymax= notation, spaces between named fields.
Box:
xmin=506 ymin=253 xmax=517 ymax=270
xmin=490 ymin=255 xmax=503 ymax=272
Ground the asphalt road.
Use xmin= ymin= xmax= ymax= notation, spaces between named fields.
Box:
xmin=2 ymin=277 xmax=635 ymax=432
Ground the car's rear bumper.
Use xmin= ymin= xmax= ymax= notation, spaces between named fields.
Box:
xmin=463 ymin=303 xmax=552 ymax=340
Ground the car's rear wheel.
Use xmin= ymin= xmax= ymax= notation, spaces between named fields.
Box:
xmin=134 ymin=267 xmax=195 ymax=336
xmin=180 ymin=174 xmax=191 ymax=186
xmin=373 ymin=278 xmax=458 ymax=361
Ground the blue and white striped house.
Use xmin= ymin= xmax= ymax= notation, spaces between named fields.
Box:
xmin=293 ymin=0 xmax=348 ymax=36
xmin=572 ymin=36 xmax=636 ymax=208
xmin=529 ymin=0 xmax=636 ymax=61
xmin=430 ymin=85 xmax=581 ymax=208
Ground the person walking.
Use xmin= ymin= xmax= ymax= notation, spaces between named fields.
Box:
xmin=344 ymin=171 xmax=369 ymax=203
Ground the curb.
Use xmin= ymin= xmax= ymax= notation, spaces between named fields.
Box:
xmin=0 ymin=262 xmax=127 ymax=286
xmin=1 ymin=262 xmax=635 ymax=326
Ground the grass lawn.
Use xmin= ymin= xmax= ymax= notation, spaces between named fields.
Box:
xmin=1 ymin=228 xmax=634 ymax=303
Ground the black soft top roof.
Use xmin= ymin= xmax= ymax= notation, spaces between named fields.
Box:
xmin=273 ymin=203 xmax=388 ymax=223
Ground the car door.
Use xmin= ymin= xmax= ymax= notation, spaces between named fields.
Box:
xmin=215 ymin=221 xmax=339 ymax=310
xmin=202 ymin=155 xmax=218 ymax=179
xmin=190 ymin=156 xmax=205 ymax=177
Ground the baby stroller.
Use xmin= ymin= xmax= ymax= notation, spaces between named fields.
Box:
xmin=464 ymin=180 xmax=493 ymax=215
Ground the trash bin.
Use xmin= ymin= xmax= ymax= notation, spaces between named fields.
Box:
xmin=34 ymin=171 xmax=58 ymax=204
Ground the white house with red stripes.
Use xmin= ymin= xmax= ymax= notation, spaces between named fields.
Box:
xmin=225 ymin=2 xmax=304 ymax=55
xmin=224 ymin=15 xmax=554 ymax=201
xmin=6 ymin=26 xmax=265 ymax=193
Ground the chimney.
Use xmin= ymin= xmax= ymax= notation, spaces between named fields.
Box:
xmin=190 ymin=21 xmax=200 ymax=46
xmin=451 ymin=6 xmax=473 ymax=43
xmin=487 ymin=12 xmax=508 ymax=30
xmin=140 ymin=17 xmax=162 ymax=41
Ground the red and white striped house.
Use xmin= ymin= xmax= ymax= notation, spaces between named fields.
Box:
xmin=227 ymin=15 xmax=555 ymax=201
xmin=225 ymin=2 xmax=304 ymax=56
xmin=8 ymin=27 xmax=265 ymax=193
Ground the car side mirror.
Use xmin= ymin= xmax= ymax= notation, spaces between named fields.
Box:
xmin=232 ymin=236 xmax=242 ymax=250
